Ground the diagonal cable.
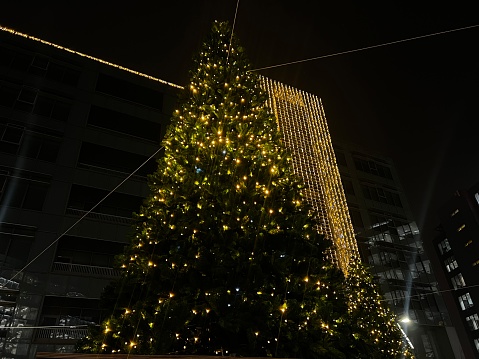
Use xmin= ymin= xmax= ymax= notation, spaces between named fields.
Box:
xmin=5 ymin=146 xmax=164 ymax=285
xmin=251 ymin=24 xmax=479 ymax=72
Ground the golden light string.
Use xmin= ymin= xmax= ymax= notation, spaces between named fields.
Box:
xmin=105 ymin=238 xmax=159 ymax=353
xmin=0 ymin=25 xmax=183 ymax=89
xmin=250 ymin=23 xmax=479 ymax=72
xmin=122 ymin=240 xmax=162 ymax=353
xmin=5 ymin=146 xmax=165 ymax=286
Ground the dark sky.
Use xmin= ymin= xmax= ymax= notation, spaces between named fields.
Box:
xmin=1 ymin=1 xmax=478 ymax=237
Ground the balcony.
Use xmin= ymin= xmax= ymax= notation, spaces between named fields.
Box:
xmin=34 ymin=327 xmax=89 ymax=344
xmin=52 ymin=262 xmax=121 ymax=278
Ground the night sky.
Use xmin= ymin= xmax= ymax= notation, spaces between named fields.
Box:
xmin=1 ymin=1 xmax=478 ymax=239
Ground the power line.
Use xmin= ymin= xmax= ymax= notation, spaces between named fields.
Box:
xmin=381 ymin=282 xmax=479 ymax=302
xmin=4 ymin=146 xmax=164 ymax=286
xmin=251 ymin=23 xmax=479 ymax=72
xmin=227 ymin=0 xmax=241 ymax=64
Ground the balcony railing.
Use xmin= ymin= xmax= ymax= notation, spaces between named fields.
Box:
xmin=34 ymin=327 xmax=88 ymax=343
xmin=65 ymin=208 xmax=132 ymax=225
xmin=52 ymin=262 xmax=121 ymax=278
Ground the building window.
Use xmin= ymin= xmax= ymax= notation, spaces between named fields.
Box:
xmin=451 ymin=273 xmax=466 ymax=289
xmin=457 ymin=224 xmax=466 ymax=232
xmin=0 ymin=81 xmax=72 ymax=121
xmin=88 ymin=105 xmax=162 ymax=142
xmin=33 ymin=93 xmax=71 ymax=121
xmin=0 ymin=222 xmax=36 ymax=269
xmin=466 ymin=240 xmax=473 ymax=247
xmin=96 ymin=73 xmax=163 ymax=110
xmin=55 ymin=235 xmax=124 ymax=268
xmin=475 ymin=338 xmax=479 ymax=352
xmin=0 ymin=169 xmax=7 ymax=201
xmin=1 ymin=123 xmax=24 ymax=145
xmin=334 ymin=150 xmax=347 ymax=166
xmin=451 ymin=209 xmax=459 ymax=217
xmin=349 ymin=208 xmax=364 ymax=229
xmin=0 ymin=167 xmax=50 ymax=211
xmin=353 ymin=157 xmax=393 ymax=179
xmin=459 ymin=293 xmax=474 ymax=310
xmin=77 ymin=142 xmax=156 ymax=177
xmin=342 ymin=179 xmax=355 ymax=196
xmin=438 ymin=238 xmax=451 ymax=255
xmin=444 ymin=256 xmax=458 ymax=272
xmin=29 ymin=55 xmax=49 ymax=76
xmin=40 ymin=296 xmax=104 ymax=327
xmin=67 ymin=184 xmax=143 ymax=219
xmin=475 ymin=193 xmax=479 ymax=207
xmin=466 ymin=313 xmax=479 ymax=331
xmin=0 ymin=120 xmax=61 ymax=162
xmin=361 ymin=184 xmax=403 ymax=208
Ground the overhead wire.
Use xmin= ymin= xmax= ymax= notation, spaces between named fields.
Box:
xmin=381 ymin=282 xmax=479 ymax=303
xmin=227 ymin=0 xmax=241 ymax=64
xmin=0 ymin=16 xmax=477 ymax=341
xmin=5 ymin=146 xmax=164 ymax=285
xmin=250 ymin=23 xmax=479 ymax=72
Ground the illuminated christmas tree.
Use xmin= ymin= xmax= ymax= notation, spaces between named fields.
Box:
xmin=77 ymin=21 xmax=413 ymax=358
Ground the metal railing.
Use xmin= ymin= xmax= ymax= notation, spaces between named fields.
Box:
xmin=65 ymin=207 xmax=132 ymax=225
xmin=52 ymin=262 xmax=121 ymax=278
xmin=34 ymin=327 xmax=88 ymax=341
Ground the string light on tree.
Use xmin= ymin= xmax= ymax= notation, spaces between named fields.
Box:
xmin=76 ymin=21 xmax=413 ymax=359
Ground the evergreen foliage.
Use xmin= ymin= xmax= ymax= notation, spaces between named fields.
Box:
xmin=77 ymin=21 xmax=413 ymax=358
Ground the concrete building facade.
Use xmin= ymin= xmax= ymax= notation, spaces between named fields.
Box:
xmin=333 ymin=142 xmax=462 ymax=359
xmin=431 ymin=184 xmax=479 ymax=358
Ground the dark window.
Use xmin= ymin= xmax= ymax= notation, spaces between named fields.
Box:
xmin=40 ymin=296 xmax=103 ymax=326
xmin=17 ymin=87 xmax=38 ymax=104
xmin=51 ymin=101 xmax=71 ymax=121
xmin=67 ymin=184 xmax=143 ymax=218
xmin=0 ymin=168 xmax=50 ymax=211
xmin=1 ymin=124 xmax=24 ymax=145
xmin=0 ymin=84 xmax=19 ymax=108
xmin=88 ymin=105 xmax=161 ymax=142
xmin=33 ymin=96 xmax=55 ymax=117
xmin=349 ymin=208 xmax=364 ymax=229
xmin=335 ymin=150 xmax=347 ymax=166
xmin=354 ymin=157 xmax=393 ymax=179
xmin=78 ymin=142 xmax=157 ymax=177
xmin=96 ymin=73 xmax=163 ymax=110
xmin=0 ymin=170 xmax=7 ymax=200
xmin=0 ymin=47 xmax=15 ymax=67
xmin=55 ymin=235 xmax=124 ymax=268
xmin=14 ymin=87 xmax=38 ymax=112
xmin=342 ymin=179 xmax=355 ymax=196
xmin=10 ymin=52 xmax=33 ymax=72
xmin=1 ymin=47 xmax=80 ymax=86
xmin=45 ymin=62 xmax=80 ymax=87
xmin=361 ymin=184 xmax=403 ymax=208
xmin=31 ymin=94 xmax=71 ymax=122
xmin=28 ymin=55 xmax=49 ymax=76
xmin=0 ymin=120 xmax=61 ymax=162
xmin=0 ymin=223 xmax=35 ymax=269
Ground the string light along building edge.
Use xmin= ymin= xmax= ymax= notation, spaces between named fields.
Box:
xmin=0 ymin=25 xmax=359 ymax=275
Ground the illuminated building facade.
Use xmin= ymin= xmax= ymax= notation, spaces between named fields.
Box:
xmin=261 ymin=78 xmax=358 ymax=274
xmin=431 ymin=184 xmax=479 ymax=358
xmin=333 ymin=142 xmax=462 ymax=359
